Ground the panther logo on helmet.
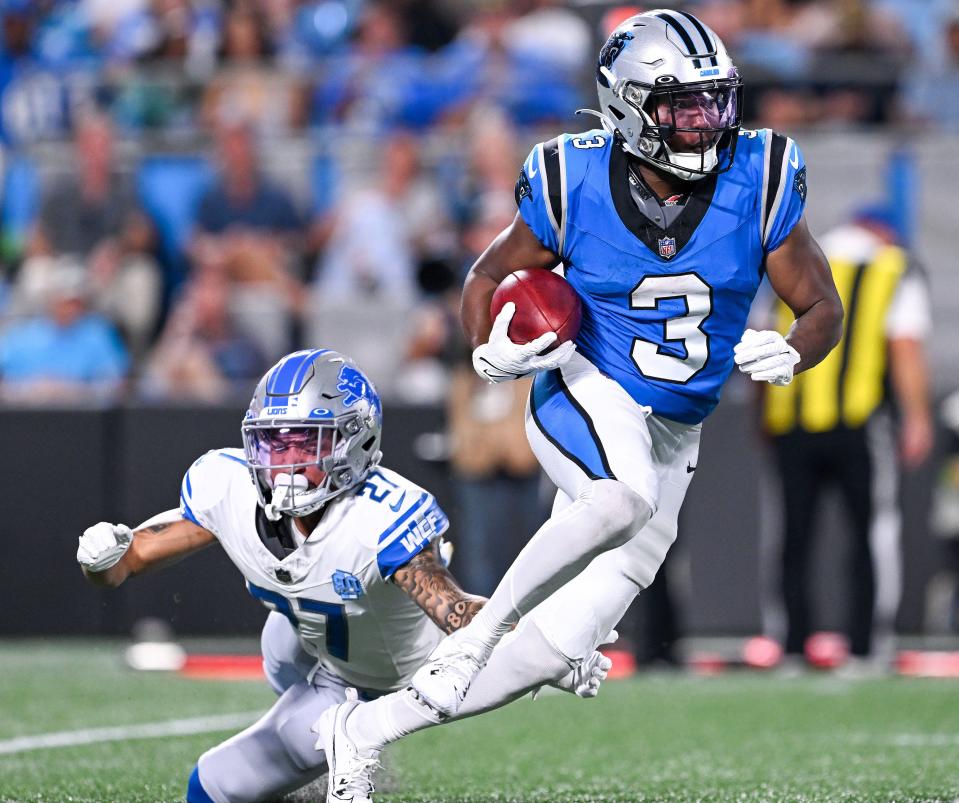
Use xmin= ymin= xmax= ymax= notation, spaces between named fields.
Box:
xmin=597 ymin=30 xmax=634 ymax=86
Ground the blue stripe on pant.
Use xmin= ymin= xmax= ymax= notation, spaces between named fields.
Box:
xmin=187 ymin=766 xmax=215 ymax=803
xmin=530 ymin=369 xmax=616 ymax=482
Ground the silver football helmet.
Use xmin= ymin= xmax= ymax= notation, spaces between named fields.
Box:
xmin=242 ymin=349 xmax=383 ymax=519
xmin=592 ymin=9 xmax=742 ymax=180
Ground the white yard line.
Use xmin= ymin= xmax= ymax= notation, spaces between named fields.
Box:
xmin=845 ymin=731 xmax=959 ymax=748
xmin=885 ymin=733 xmax=959 ymax=747
xmin=0 ymin=711 xmax=262 ymax=755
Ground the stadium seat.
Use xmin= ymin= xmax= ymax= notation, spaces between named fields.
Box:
xmin=1 ymin=155 xmax=40 ymax=258
xmin=136 ymin=154 xmax=214 ymax=295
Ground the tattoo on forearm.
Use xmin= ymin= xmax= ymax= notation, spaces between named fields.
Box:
xmin=393 ymin=547 xmax=486 ymax=634
xmin=444 ymin=598 xmax=485 ymax=633
xmin=141 ymin=522 xmax=175 ymax=535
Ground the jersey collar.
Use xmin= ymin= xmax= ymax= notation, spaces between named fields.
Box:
xmin=609 ymin=144 xmax=718 ymax=260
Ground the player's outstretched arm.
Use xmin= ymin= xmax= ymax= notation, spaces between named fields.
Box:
xmin=78 ymin=516 xmax=216 ymax=588
xmin=461 ymin=211 xmax=558 ymax=349
xmin=764 ymin=216 xmax=843 ymax=374
xmin=391 ymin=542 xmax=487 ymax=634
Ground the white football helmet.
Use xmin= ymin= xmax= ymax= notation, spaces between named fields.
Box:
xmin=591 ymin=9 xmax=742 ymax=180
xmin=242 ymin=349 xmax=383 ymax=519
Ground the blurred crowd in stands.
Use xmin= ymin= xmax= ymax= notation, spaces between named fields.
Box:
xmin=0 ymin=0 xmax=958 ymax=405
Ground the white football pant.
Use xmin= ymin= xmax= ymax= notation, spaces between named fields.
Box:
xmin=524 ymin=351 xmax=701 ymax=661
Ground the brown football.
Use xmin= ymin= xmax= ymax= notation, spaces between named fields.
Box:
xmin=490 ymin=269 xmax=582 ymax=351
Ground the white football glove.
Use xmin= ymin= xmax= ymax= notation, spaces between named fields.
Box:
xmin=77 ymin=522 xmax=134 ymax=572
xmin=548 ymin=630 xmax=618 ymax=699
xmin=734 ymin=329 xmax=800 ymax=386
xmin=472 ymin=302 xmax=576 ymax=383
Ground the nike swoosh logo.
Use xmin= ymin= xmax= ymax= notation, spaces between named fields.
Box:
xmin=686 ymin=464 xmax=697 ymax=473
xmin=389 ymin=491 xmax=407 ymax=512
xmin=528 ymin=161 xmax=538 ymax=178
xmin=789 ymin=147 xmax=799 ymax=169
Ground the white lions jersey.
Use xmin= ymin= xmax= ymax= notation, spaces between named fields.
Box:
xmin=179 ymin=449 xmax=449 ymax=692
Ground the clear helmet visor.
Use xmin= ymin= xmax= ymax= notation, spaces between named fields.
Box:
xmin=247 ymin=426 xmax=335 ymax=481
xmin=635 ymin=85 xmax=738 ymax=145
xmin=620 ymin=79 xmax=742 ymax=176
xmin=243 ymin=424 xmax=339 ymax=515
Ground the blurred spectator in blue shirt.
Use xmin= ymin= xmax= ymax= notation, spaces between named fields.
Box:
xmin=140 ymin=266 xmax=267 ymax=403
xmin=900 ymin=10 xmax=959 ymax=131
xmin=0 ymin=258 xmax=129 ymax=404
xmin=311 ymin=1 xmax=430 ymax=131
xmin=12 ymin=112 xmax=161 ymax=358
xmin=276 ymin=0 xmax=360 ymax=67
xmin=0 ymin=1 xmax=110 ymax=144
xmin=439 ymin=3 xmax=582 ymax=127
xmin=190 ymin=118 xmax=304 ymax=360
xmin=194 ymin=119 xmax=301 ymax=236
xmin=0 ymin=4 xmax=51 ymax=145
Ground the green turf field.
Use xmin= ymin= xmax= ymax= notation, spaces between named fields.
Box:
xmin=1 ymin=640 xmax=957 ymax=803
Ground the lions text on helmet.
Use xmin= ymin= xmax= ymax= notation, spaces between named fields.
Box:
xmin=590 ymin=9 xmax=742 ymax=180
xmin=242 ymin=349 xmax=383 ymax=520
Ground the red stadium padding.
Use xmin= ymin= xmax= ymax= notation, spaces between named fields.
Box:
xmin=600 ymin=648 xmax=637 ymax=679
xmin=896 ymin=650 xmax=959 ymax=678
xmin=180 ymin=655 xmax=265 ymax=680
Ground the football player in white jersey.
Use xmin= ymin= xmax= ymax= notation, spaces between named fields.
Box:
xmin=77 ymin=349 xmax=612 ymax=803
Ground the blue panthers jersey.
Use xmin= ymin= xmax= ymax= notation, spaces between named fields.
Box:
xmin=516 ymin=127 xmax=806 ymax=424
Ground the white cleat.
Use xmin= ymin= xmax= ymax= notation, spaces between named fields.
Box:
xmin=410 ymin=634 xmax=490 ymax=718
xmin=314 ymin=689 xmax=380 ymax=803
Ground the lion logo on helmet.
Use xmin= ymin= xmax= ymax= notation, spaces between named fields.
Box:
xmin=336 ymin=364 xmax=374 ymax=408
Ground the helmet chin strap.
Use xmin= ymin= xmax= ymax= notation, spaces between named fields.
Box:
xmin=639 ymin=136 xmax=717 ymax=182
xmin=664 ymin=142 xmax=719 ymax=179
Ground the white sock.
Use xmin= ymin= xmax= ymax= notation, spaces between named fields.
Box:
xmin=346 ymin=620 xmax=574 ymax=751
xmin=460 ymin=481 xmax=652 ymax=652
xmin=346 ymin=688 xmax=441 ymax=752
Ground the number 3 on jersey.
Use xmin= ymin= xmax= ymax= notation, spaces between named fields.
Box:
xmin=630 ymin=273 xmax=712 ymax=383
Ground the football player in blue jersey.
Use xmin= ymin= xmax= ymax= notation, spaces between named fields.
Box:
xmin=318 ymin=10 xmax=843 ymax=795
xmin=412 ymin=3 xmax=844 ymax=711
xmin=76 ymin=349 xmax=612 ymax=803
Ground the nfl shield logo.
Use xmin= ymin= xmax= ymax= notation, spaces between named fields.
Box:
xmin=658 ymin=236 xmax=677 ymax=258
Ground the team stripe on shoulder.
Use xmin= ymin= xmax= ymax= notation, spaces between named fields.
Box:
xmin=537 ymin=140 xmax=561 ymax=251
xmin=375 ymin=492 xmax=449 ymax=579
xmin=179 ymin=455 xmax=213 ymax=528
xmin=376 ymin=491 xmax=430 ymax=549
xmin=543 ymin=137 xmax=566 ymax=254
xmin=180 ymin=466 xmax=202 ymax=527
xmin=541 ymin=137 xmax=569 ymax=255
xmin=761 ymin=132 xmax=791 ymax=248
xmin=180 ymin=492 xmax=202 ymax=528
xmin=557 ymin=137 xmax=569 ymax=254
